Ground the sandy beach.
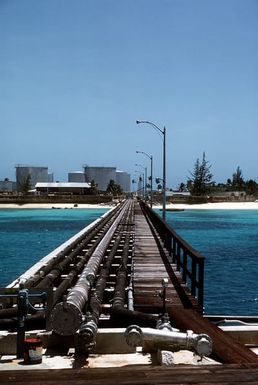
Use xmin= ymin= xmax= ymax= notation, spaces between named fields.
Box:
xmin=1 ymin=201 xmax=258 ymax=210
xmin=0 ymin=203 xmax=114 ymax=209
xmin=156 ymin=201 xmax=258 ymax=210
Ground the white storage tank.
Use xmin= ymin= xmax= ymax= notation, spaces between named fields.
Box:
xmin=15 ymin=165 xmax=48 ymax=190
xmin=68 ymin=171 xmax=86 ymax=183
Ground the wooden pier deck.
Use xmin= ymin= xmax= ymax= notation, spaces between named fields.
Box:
xmin=133 ymin=203 xmax=185 ymax=312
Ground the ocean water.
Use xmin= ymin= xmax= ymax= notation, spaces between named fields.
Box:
xmin=0 ymin=208 xmax=108 ymax=287
xmin=165 ymin=210 xmax=258 ymax=315
xmin=1 ymin=208 xmax=258 ymax=316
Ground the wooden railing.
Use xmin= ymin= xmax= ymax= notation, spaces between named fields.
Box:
xmin=140 ymin=201 xmax=205 ymax=311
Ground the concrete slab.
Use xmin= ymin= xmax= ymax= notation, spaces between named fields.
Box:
xmin=0 ymin=351 xmax=151 ymax=370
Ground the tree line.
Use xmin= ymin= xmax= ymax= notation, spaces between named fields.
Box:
xmin=179 ymin=152 xmax=258 ymax=196
xmin=88 ymin=179 xmax=123 ymax=195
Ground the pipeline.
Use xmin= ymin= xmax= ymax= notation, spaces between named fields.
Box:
xmin=0 ymin=204 xmax=123 ymax=322
xmin=125 ymin=325 xmax=212 ymax=358
xmin=51 ymin=200 xmax=131 ymax=336
xmin=35 ymin=232 xmax=100 ymax=290
xmin=79 ymin=202 xmax=134 ymax=349
xmin=49 ymin=207 xmax=128 ymax=309
xmin=37 ymin=211 xmax=118 ymax=293
xmin=78 ymin=201 xmax=159 ymax=352
xmin=16 ymin=204 xmax=120 ymax=290
xmin=127 ymin=263 xmax=134 ymax=311
xmin=111 ymin=231 xmax=131 ymax=309
xmin=109 ymin=203 xmax=158 ymax=328
xmin=0 ymin=207 xmax=121 ymax=320
xmin=0 ymin=312 xmax=46 ymax=331
xmin=79 ymin=228 xmax=128 ymax=348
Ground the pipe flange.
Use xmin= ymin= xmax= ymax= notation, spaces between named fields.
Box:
xmin=124 ymin=325 xmax=143 ymax=347
xmin=195 ymin=334 xmax=213 ymax=357
xmin=50 ymin=302 xmax=82 ymax=336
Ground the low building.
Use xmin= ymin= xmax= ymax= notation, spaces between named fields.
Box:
xmin=168 ymin=191 xmax=191 ymax=197
xmin=35 ymin=182 xmax=91 ymax=195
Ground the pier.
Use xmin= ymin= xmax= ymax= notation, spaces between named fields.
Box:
xmin=1 ymin=199 xmax=258 ymax=383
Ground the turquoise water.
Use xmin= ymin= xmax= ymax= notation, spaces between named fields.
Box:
xmin=1 ymin=208 xmax=258 ymax=315
xmin=165 ymin=210 xmax=258 ymax=315
xmin=0 ymin=208 xmax=108 ymax=287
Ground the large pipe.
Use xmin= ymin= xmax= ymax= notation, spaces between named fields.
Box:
xmin=109 ymin=202 xmax=158 ymax=328
xmin=0 ymin=208 xmax=120 ymax=320
xmin=51 ymin=201 xmax=130 ymax=336
xmin=0 ymin=312 xmax=46 ymax=331
xmin=125 ymin=325 xmax=212 ymax=358
xmin=79 ymin=205 xmax=134 ymax=349
xmin=11 ymin=204 xmax=120 ymax=289
xmin=78 ymin=202 xmax=159 ymax=352
xmin=79 ymin=226 xmax=127 ymax=349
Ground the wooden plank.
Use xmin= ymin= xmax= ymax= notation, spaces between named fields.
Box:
xmin=168 ymin=306 xmax=258 ymax=364
xmin=2 ymin=364 xmax=258 ymax=384
xmin=133 ymin=205 xmax=189 ymax=313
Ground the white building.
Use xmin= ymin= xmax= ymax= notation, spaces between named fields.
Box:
xmin=35 ymin=182 xmax=91 ymax=195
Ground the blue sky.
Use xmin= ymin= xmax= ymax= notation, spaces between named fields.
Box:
xmin=1 ymin=0 xmax=258 ymax=188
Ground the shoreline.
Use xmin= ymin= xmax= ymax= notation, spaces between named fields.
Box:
xmin=0 ymin=203 xmax=114 ymax=209
xmin=154 ymin=201 xmax=258 ymax=210
xmin=1 ymin=201 xmax=258 ymax=210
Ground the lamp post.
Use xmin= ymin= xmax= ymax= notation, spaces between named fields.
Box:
xmin=131 ymin=177 xmax=137 ymax=195
xmin=134 ymin=170 xmax=144 ymax=198
xmin=136 ymin=120 xmax=166 ymax=221
xmin=135 ymin=163 xmax=147 ymax=201
xmin=136 ymin=151 xmax=153 ymax=208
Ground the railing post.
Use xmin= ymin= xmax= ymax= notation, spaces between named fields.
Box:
xmin=172 ymin=238 xmax=176 ymax=263
xmin=176 ymin=244 xmax=181 ymax=271
xmin=198 ymin=259 xmax=204 ymax=310
xmin=191 ymin=259 xmax=196 ymax=298
xmin=182 ymin=250 xmax=187 ymax=282
xmin=164 ymin=231 xmax=172 ymax=261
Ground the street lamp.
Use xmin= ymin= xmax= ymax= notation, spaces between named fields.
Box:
xmin=135 ymin=164 xmax=147 ymax=200
xmin=136 ymin=120 xmax=166 ymax=221
xmin=136 ymin=151 xmax=153 ymax=208
xmin=134 ymin=170 xmax=144 ymax=198
xmin=131 ymin=177 xmax=137 ymax=194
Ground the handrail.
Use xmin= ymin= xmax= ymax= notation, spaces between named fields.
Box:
xmin=140 ymin=201 xmax=205 ymax=311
